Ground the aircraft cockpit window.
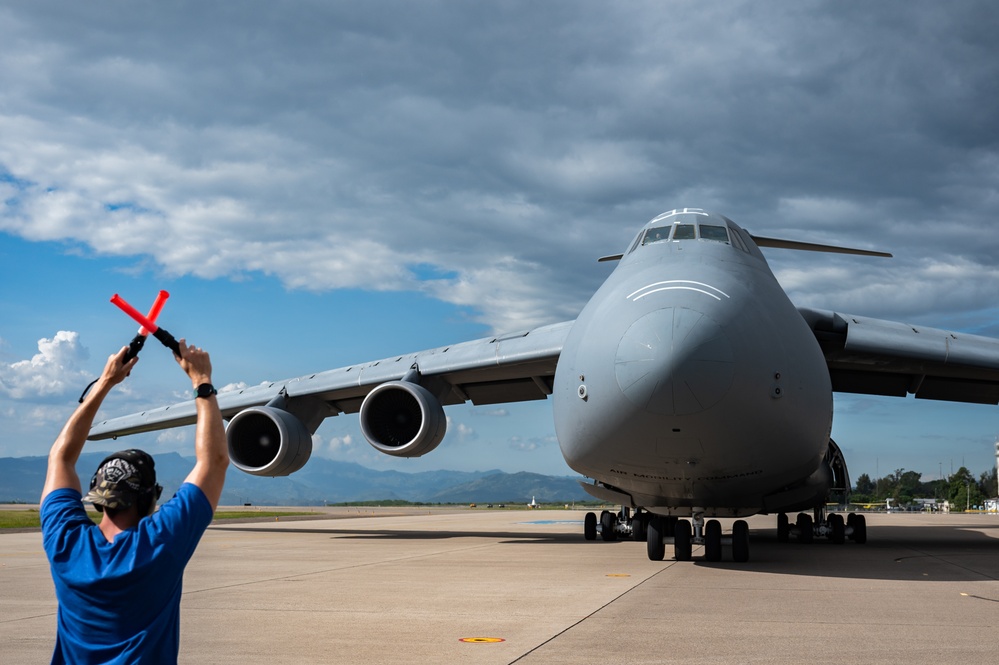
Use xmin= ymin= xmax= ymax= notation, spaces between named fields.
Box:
xmin=627 ymin=231 xmax=643 ymax=254
xmin=728 ymin=226 xmax=749 ymax=252
xmin=699 ymin=225 xmax=729 ymax=242
xmin=641 ymin=225 xmax=671 ymax=245
xmin=672 ymin=224 xmax=696 ymax=240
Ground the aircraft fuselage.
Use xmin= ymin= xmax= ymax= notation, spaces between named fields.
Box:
xmin=553 ymin=210 xmax=834 ymax=516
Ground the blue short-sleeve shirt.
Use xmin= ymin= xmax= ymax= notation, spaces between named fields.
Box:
xmin=41 ymin=482 xmax=214 ymax=665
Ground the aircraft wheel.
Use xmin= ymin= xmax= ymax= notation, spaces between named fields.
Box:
xmin=704 ymin=519 xmax=722 ymax=562
xmin=632 ymin=513 xmax=649 ymax=542
xmin=796 ymin=513 xmax=813 ymax=544
xmin=851 ymin=513 xmax=867 ymax=544
xmin=584 ymin=512 xmax=597 ymax=541
xmin=600 ymin=511 xmax=617 ymax=542
xmin=647 ymin=518 xmax=666 ymax=561
xmin=829 ymin=513 xmax=845 ymax=544
xmin=732 ymin=520 xmax=750 ymax=562
xmin=674 ymin=520 xmax=693 ymax=561
xmin=776 ymin=513 xmax=789 ymax=543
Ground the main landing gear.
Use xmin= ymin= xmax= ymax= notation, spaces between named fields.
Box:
xmin=776 ymin=508 xmax=867 ymax=545
xmin=584 ymin=506 xmax=651 ymax=542
xmin=583 ymin=507 xmax=751 ymax=563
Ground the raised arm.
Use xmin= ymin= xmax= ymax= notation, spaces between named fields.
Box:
xmin=41 ymin=348 xmax=138 ymax=504
xmin=176 ymin=340 xmax=228 ymax=512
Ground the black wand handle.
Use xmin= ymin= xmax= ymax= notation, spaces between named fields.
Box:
xmin=123 ymin=333 xmax=147 ymax=362
xmin=79 ymin=334 xmax=146 ymax=403
xmin=152 ymin=327 xmax=182 ymax=358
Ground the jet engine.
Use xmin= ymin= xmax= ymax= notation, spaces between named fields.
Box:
xmin=227 ymin=406 xmax=313 ymax=477
xmin=359 ymin=380 xmax=447 ymax=457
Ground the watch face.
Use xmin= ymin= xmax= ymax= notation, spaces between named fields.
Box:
xmin=196 ymin=383 xmax=216 ymax=398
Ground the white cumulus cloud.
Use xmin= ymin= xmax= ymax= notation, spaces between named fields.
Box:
xmin=0 ymin=331 xmax=91 ymax=400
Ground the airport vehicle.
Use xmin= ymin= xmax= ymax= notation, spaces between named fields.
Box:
xmin=90 ymin=209 xmax=999 ymax=563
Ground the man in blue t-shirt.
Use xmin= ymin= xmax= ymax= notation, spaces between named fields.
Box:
xmin=40 ymin=340 xmax=229 ymax=664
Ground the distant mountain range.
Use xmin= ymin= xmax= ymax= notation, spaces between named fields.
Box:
xmin=0 ymin=453 xmax=592 ymax=506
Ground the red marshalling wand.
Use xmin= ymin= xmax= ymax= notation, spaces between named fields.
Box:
xmin=78 ymin=291 xmax=177 ymax=403
xmin=116 ymin=290 xmax=171 ymax=361
xmin=110 ymin=292 xmax=181 ymax=358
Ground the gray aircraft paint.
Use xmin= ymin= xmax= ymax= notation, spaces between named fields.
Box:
xmin=553 ymin=210 xmax=833 ymax=516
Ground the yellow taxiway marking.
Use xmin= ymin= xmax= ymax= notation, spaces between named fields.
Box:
xmin=459 ymin=637 xmax=505 ymax=643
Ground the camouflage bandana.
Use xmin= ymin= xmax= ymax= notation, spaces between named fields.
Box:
xmin=86 ymin=451 xmax=156 ymax=511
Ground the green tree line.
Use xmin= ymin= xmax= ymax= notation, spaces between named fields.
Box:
xmin=851 ymin=466 xmax=997 ymax=510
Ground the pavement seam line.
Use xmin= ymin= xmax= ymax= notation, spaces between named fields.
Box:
xmin=506 ymin=561 xmax=678 ymax=664
xmin=895 ymin=545 xmax=999 ymax=582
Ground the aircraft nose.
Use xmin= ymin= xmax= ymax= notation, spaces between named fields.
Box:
xmin=614 ymin=307 xmax=734 ymax=415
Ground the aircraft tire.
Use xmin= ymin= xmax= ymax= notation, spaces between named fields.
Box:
xmin=776 ymin=513 xmax=789 ymax=543
xmin=674 ymin=520 xmax=692 ymax=561
xmin=704 ymin=520 xmax=722 ymax=562
xmin=796 ymin=513 xmax=813 ymax=544
xmin=632 ymin=514 xmax=649 ymax=542
xmin=600 ymin=511 xmax=617 ymax=542
xmin=851 ymin=513 xmax=867 ymax=544
xmin=732 ymin=520 xmax=750 ymax=562
xmin=647 ymin=518 xmax=666 ymax=561
xmin=584 ymin=512 xmax=597 ymax=541
xmin=830 ymin=513 xmax=845 ymax=544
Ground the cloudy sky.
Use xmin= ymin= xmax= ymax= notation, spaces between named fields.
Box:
xmin=2 ymin=1 xmax=998 ymax=485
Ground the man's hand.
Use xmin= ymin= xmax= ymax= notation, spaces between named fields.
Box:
xmin=101 ymin=346 xmax=139 ymax=391
xmin=175 ymin=339 xmax=213 ymax=388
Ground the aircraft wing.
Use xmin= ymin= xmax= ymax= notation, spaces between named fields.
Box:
xmin=89 ymin=320 xmax=573 ymax=440
xmin=798 ymin=307 xmax=999 ymax=405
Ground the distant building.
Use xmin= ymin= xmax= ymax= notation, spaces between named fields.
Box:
xmin=912 ymin=498 xmax=942 ymax=512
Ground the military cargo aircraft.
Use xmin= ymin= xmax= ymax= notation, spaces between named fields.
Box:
xmin=90 ymin=209 xmax=999 ymax=563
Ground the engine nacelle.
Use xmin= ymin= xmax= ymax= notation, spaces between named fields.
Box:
xmin=227 ymin=406 xmax=313 ymax=476
xmin=359 ymin=381 xmax=446 ymax=457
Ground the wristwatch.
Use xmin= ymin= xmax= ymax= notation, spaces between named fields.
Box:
xmin=195 ymin=383 xmax=217 ymax=399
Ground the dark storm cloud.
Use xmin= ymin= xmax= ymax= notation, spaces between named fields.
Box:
xmin=1 ymin=1 xmax=997 ymax=331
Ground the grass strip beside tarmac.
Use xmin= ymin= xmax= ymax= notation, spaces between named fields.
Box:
xmin=0 ymin=510 xmax=316 ymax=529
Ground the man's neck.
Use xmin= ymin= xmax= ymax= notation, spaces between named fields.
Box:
xmin=99 ymin=509 xmax=141 ymax=543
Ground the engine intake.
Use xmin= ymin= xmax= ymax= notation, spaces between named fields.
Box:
xmin=227 ymin=406 xmax=313 ymax=476
xmin=359 ymin=381 xmax=446 ymax=457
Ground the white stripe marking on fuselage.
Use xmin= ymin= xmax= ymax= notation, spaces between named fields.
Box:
xmin=627 ymin=280 xmax=730 ymax=301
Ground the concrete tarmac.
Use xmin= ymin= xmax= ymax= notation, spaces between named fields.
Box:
xmin=2 ymin=509 xmax=998 ymax=664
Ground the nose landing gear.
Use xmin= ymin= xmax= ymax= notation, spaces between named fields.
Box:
xmin=583 ymin=506 xmax=752 ymax=563
xmin=653 ymin=509 xmax=750 ymax=563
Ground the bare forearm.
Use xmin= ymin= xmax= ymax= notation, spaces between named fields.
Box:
xmin=176 ymin=340 xmax=229 ymax=509
xmin=183 ymin=395 xmax=229 ymax=510
xmin=43 ymin=379 xmax=114 ymax=501
xmin=194 ymin=396 xmax=228 ymax=468
xmin=52 ymin=382 xmax=111 ymax=461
